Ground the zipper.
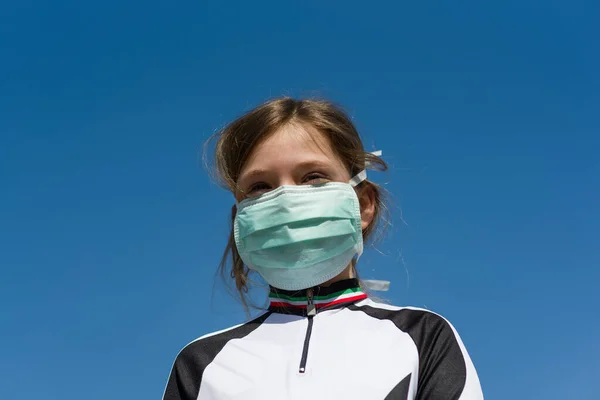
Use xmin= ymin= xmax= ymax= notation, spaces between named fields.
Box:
xmin=299 ymin=287 xmax=316 ymax=374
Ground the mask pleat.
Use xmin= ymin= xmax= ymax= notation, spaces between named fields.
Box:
xmin=236 ymin=186 xmax=356 ymax=239
xmin=240 ymin=218 xmax=357 ymax=252
xmin=247 ymin=235 xmax=358 ymax=269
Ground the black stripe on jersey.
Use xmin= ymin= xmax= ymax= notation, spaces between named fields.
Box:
xmin=348 ymin=305 xmax=467 ymax=400
xmin=163 ymin=312 xmax=271 ymax=400
xmin=385 ymin=373 xmax=411 ymax=400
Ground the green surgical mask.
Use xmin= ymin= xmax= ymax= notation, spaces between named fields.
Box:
xmin=234 ymin=172 xmax=368 ymax=291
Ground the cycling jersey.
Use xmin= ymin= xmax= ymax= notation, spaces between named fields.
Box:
xmin=163 ymin=279 xmax=483 ymax=400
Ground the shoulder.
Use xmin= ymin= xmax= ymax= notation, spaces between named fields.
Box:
xmin=349 ymin=298 xmax=458 ymax=337
xmin=174 ymin=312 xmax=271 ymax=365
xmin=349 ymin=299 xmax=469 ymax=372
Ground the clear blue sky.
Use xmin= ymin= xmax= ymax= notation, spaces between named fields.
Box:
xmin=1 ymin=1 xmax=598 ymax=399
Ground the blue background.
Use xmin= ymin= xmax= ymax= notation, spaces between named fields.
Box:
xmin=1 ymin=1 xmax=599 ymax=399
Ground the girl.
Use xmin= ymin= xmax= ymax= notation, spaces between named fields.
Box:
xmin=163 ymin=98 xmax=483 ymax=400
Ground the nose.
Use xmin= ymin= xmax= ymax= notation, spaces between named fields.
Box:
xmin=278 ymin=176 xmax=297 ymax=187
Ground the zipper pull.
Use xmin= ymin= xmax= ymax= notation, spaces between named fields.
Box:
xmin=306 ymin=288 xmax=316 ymax=316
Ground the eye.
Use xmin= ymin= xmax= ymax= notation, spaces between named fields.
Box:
xmin=246 ymin=182 xmax=272 ymax=197
xmin=303 ymin=172 xmax=330 ymax=185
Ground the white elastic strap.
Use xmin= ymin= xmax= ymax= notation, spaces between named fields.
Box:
xmin=349 ymin=170 xmax=367 ymax=187
xmin=349 ymin=150 xmax=382 ymax=187
xmin=362 ymin=279 xmax=391 ymax=292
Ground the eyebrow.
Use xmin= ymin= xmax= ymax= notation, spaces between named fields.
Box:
xmin=238 ymin=168 xmax=270 ymax=183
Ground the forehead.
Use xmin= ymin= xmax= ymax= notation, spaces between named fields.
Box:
xmin=239 ymin=123 xmax=346 ymax=178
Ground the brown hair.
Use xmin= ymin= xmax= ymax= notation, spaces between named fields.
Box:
xmin=204 ymin=97 xmax=388 ymax=311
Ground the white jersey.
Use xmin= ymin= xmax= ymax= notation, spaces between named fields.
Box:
xmin=163 ymin=279 xmax=483 ymax=400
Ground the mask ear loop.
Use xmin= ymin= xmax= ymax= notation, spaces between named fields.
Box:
xmin=349 ymin=150 xmax=382 ymax=187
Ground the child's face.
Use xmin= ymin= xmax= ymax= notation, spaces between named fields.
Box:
xmin=236 ymin=123 xmax=375 ymax=231
xmin=236 ymin=123 xmax=351 ymax=201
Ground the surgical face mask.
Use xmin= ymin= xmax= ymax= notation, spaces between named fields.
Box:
xmin=233 ymin=159 xmax=377 ymax=291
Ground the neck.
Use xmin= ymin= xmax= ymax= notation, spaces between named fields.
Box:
xmin=321 ymin=263 xmax=354 ymax=287
xmin=268 ymin=278 xmax=367 ymax=315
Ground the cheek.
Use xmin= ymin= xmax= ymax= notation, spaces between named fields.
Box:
xmin=331 ymin=166 xmax=352 ymax=183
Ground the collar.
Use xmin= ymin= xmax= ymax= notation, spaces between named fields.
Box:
xmin=268 ymin=278 xmax=367 ymax=316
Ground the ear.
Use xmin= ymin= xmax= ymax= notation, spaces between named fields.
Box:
xmin=357 ymin=184 xmax=376 ymax=231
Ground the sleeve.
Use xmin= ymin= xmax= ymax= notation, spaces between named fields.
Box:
xmin=162 ymin=346 xmax=205 ymax=400
xmin=414 ymin=312 xmax=484 ymax=400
